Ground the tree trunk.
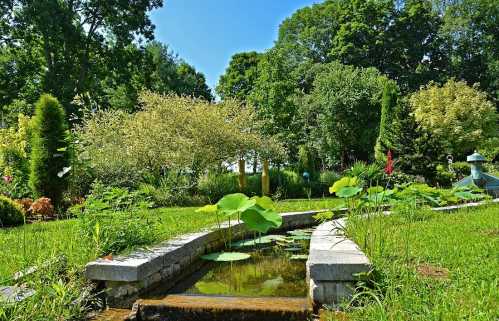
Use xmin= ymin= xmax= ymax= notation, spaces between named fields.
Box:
xmin=252 ymin=152 xmax=258 ymax=174
xmin=262 ymin=159 xmax=270 ymax=196
xmin=238 ymin=159 xmax=246 ymax=191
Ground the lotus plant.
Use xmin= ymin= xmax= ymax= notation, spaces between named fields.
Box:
xmin=196 ymin=193 xmax=282 ymax=262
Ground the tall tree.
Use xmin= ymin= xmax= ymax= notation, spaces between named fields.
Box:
xmin=143 ymin=42 xmax=213 ymax=101
xmin=1 ymin=0 xmax=163 ymax=114
xmin=249 ymin=48 xmax=302 ymax=159
xmin=216 ymin=51 xmax=261 ymax=101
xmin=437 ymin=0 xmax=499 ymax=106
xmin=302 ymin=62 xmax=389 ymax=167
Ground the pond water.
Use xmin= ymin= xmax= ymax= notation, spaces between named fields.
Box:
xmin=147 ymin=230 xmax=312 ymax=299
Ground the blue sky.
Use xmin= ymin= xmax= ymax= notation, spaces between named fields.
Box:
xmin=150 ymin=0 xmax=322 ymax=92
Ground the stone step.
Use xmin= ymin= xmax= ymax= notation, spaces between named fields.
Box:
xmin=133 ymin=295 xmax=312 ymax=321
xmin=91 ymin=308 xmax=133 ymax=321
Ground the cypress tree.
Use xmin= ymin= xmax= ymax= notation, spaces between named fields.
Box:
xmin=375 ymin=81 xmax=399 ymax=162
xmin=29 ymin=94 xmax=70 ymax=205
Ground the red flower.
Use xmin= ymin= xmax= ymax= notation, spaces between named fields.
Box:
xmin=385 ymin=150 xmax=394 ymax=175
xmin=3 ymin=175 xmax=12 ymax=184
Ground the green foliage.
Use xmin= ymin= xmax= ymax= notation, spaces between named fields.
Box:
xmin=319 ymin=171 xmax=340 ymax=189
xmin=345 ymin=162 xmax=384 ymax=186
xmin=0 ymin=1 xmax=165 ymax=114
xmin=197 ymin=193 xmax=282 ymax=249
xmin=201 ymin=252 xmax=251 ymax=262
xmin=216 ymin=51 xmax=261 ymax=101
xmin=144 ymin=41 xmax=213 ymax=101
xmin=375 ymin=82 xmax=400 ymax=161
xmin=77 ymin=93 xmax=274 ymax=189
xmin=302 ymin=62 xmax=388 ymax=165
xmin=275 ymin=0 xmax=447 ymax=92
xmin=0 ymin=260 xmax=92 ymax=321
xmin=434 ymin=164 xmax=456 ymax=187
xmin=198 ymin=172 xmax=240 ymax=202
xmin=451 ymin=162 xmax=471 ymax=180
xmin=139 ymin=180 xmax=205 ymax=208
xmin=410 ymin=80 xmax=498 ymax=157
xmin=79 ymin=210 xmax=158 ymax=257
xmin=0 ymin=195 xmax=24 ymax=227
xmin=249 ymin=48 xmax=302 ymax=159
xmin=329 ymin=176 xmax=360 ymax=194
xmin=0 ymin=114 xmax=32 ymax=198
xmin=70 ymin=181 xmax=152 ymax=217
xmin=394 ymin=183 xmax=488 ymax=207
xmin=29 ymin=94 xmax=70 ymax=205
xmin=344 ymin=205 xmax=499 ymax=320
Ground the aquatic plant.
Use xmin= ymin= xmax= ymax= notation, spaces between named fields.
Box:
xmin=197 ymin=193 xmax=283 ymax=261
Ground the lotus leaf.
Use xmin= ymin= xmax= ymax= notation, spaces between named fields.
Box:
xmin=217 ymin=193 xmax=256 ymax=217
xmin=240 ymin=206 xmax=282 ymax=234
xmin=329 ymin=176 xmax=359 ymax=194
xmin=201 ymin=252 xmax=251 ymax=262
xmin=336 ymin=186 xmax=363 ymax=198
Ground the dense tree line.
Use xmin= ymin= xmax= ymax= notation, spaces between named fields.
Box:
xmin=0 ymin=0 xmax=212 ymax=126
xmin=217 ymin=0 xmax=499 ymax=172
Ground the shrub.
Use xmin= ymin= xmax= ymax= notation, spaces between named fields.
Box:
xmin=434 ymin=164 xmax=456 ymax=187
xmin=72 ymin=181 xmax=153 ymax=217
xmin=29 ymin=94 xmax=70 ymax=205
xmin=244 ymin=174 xmax=262 ymax=197
xmin=15 ymin=198 xmax=33 ymax=213
xmin=29 ymin=197 xmax=55 ymax=218
xmin=197 ymin=172 xmax=239 ymax=202
xmin=76 ymin=93 xmax=275 ymax=188
xmin=139 ymin=179 xmax=206 ymax=207
xmin=0 ymin=195 xmax=24 ymax=226
xmin=270 ymin=169 xmax=306 ymax=199
xmin=78 ymin=210 xmax=159 ymax=257
xmin=410 ymin=80 xmax=498 ymax=157
xmin=452 ymin=162 xmax=471 ymax=180
xmin=345 ymin=161 xmax=384 ymax=186
xmin=319 ymin=170 xmax=341 ymax=195
xmin=387 ymin=171 xmax=419 ymax=186
xmin=0 ymin=114 xmax=32 ymax=199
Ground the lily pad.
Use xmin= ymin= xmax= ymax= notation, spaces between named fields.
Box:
xmin=290 ymin=254 xmax=309 ymax=260
xmin=201 ymin=252 xmax=251 ymax=262
xmin=232 ymin=237 xmax=273 ymax=248
xmin=232 ymin=235 xmax=288 ymax=248
xmin=283 ymin=247 xmax=303 ymax=252
xmin=288 ymin=235 xmax=311 ymax=241
xmin=287 ymin=229 xmax=312 ymax=236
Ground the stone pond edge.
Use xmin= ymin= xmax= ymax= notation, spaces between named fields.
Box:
xmin=82 ymin=198 xmax=498 ymax=308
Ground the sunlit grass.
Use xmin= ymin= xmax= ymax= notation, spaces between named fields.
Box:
xmin=333 ymin=204 xmax=499 ymax=321
xmin=0 ymin=198 xmax=340 ymax=281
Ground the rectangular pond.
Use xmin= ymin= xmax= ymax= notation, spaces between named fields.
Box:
xmin=143 ymin=229 xmax=312 ymax=299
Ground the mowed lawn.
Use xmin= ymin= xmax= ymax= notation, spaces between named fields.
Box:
xmin=338 ymin=204 xmax=499 ymax=321
xmin=0 ymin=197 xmax=341 ymax=282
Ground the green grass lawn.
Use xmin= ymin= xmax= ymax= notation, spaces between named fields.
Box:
xmin=336 ymin=204 xmax=499 ymax=321
xmin=0 ymin=197 xmax=340 ymax=282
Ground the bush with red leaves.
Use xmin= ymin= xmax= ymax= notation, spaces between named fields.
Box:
xmin=29 ymin=197 xmax=55 ymax=218
xmin=15 ymin=198 xmax=33 ymax=213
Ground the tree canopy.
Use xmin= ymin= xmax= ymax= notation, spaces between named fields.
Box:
xmin=0 ymin=0 xmax=212 ymax=123
xmin=216 ymin=51 xmax=261 ymax=101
